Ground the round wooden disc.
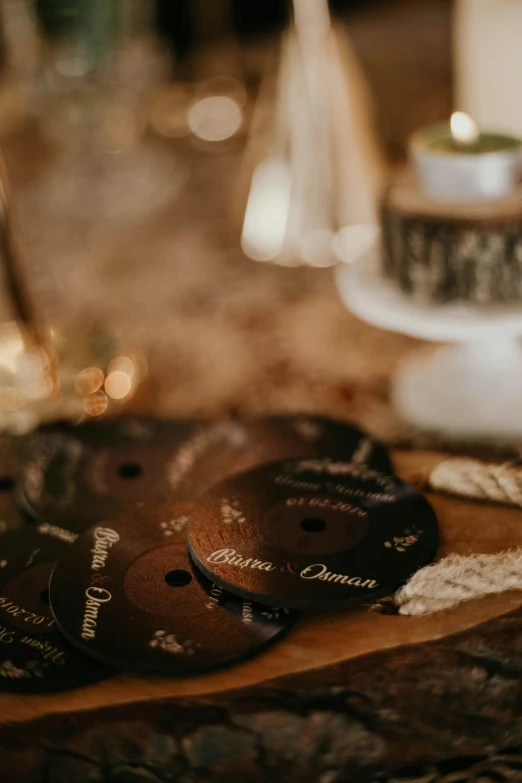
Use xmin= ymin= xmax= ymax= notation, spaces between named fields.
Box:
xmin=0 ymin=530 xmax=111 ymax=692
xmin=49 ymin=502 xmax=294 ymax=674
xmin=16 ymin=417 xmax=207 ymax=531
xmin=17 ymin=416 xmax=391 ymax=533
xmin=188 ymin=458 xmax=438 ymax=610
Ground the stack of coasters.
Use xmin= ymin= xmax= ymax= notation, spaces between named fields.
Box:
xmin=0 ymin=415 xmax=437 ymax=691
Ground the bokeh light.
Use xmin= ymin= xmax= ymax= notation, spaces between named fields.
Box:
xmin=83 ymin=389 xmax=108 ymax=417
xmin=107 ymin=355 xmax=135 ymax=379
xmin=105 ymin=370 xmax=132 ymax=400
xmin=188 ymin=96 xmax=243 ymax=142
xmin=75 ymin=367 xmax=104 ymax=396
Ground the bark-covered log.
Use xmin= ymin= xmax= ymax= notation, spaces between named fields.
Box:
xmin=381 ymin=173 xmax=522 ymax=304
xmin=2 ymin=604 xmax=522 ymax=782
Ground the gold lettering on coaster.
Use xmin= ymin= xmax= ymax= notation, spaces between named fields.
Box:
xmin=207 ymin=549 xmax=276 ymax=571
xmin=80 ymin=527 xmax=119 ymax=640
xmin=274 ymin=474 xmax=321 ymax=492
xmin=205 ymin=583 xmax=224 ymax=611
xmin=299 ymin=563 xmax=378 ymax=588
xmin=206 ymin=550 xmax=379 ymax=589
xmin=19 ymin=636 xmax=66 ymax=665
xmin=0 ymin=625 xmax=14 ymax=644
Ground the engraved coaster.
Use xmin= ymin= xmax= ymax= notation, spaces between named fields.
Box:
xmin=18 ymin=415 xmax=392 ymax=533
xmin=189 ymin=459 xmax=438 ymax=610
xmin=49 ymin=502 xmax=294 ymax=674
xmin=0 ymin=529 xmax=112 ymax=692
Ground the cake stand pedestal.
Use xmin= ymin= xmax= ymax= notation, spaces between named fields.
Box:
xmin=335 ymin=255 xmax=522 ymax=439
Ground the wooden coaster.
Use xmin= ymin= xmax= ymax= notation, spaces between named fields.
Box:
xmin=0 ymin=529 xmax=111 ymax=692
xmin=17 ymin=415 xmax=391 ymax=533
xmin=49 ymin=503 xmax=293 ymax=675
xmin=189 ymin=459 xmax=438 ymax=609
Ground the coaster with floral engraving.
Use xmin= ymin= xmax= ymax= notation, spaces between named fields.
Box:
xmin=0 ymin=528 xmax=112 ymax=692
xmin=49 ymin=501 xmax=294 ymax=674
xmin=188 ymin=459 xmax=438 ymax=610
xmin=16 ymin=415 xmax=391 ymax=533
xmin=193 ymin=416 xmax=393 ymax=483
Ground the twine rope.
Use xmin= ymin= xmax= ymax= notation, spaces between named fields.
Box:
xmin=390 ymin=457 xmax=522 ymax=616
xmin=429 ymin=457 xmax=522 ymax=508
xmin=394 ymin=550 xmax=522 ymax=616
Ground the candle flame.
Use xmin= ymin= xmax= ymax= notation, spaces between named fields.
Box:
xmin=450 ymin=112 xmax=479 ymax=145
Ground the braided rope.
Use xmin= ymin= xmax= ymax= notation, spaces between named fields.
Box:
xmin=395 ymin=549 xmax=522 ymax=616
xmin=429 ymin=458 xmax=522 ymax=507
xmin=389 ymin=458 xmax=522 ymax=616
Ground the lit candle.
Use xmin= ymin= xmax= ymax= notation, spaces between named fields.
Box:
xmin=409 ymin=112 xmax=521 ymax=202
xmin=450 ymin=111 xmax=479 ymax=148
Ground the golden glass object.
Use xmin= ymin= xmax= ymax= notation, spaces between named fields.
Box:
xmin=0 ymin=148 xmax=145 ymax=433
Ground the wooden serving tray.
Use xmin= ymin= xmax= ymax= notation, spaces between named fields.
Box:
xmin=1 ymin=449 xmax=522 ymax=782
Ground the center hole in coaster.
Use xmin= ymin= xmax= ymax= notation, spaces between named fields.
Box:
xmin=118 ymin=462 xmax=143 ymax=480
xmin=165 ymin=569 xmax=192 ymax=588
xmin=0 ymin=476 xmax=14 ymax=492
xmin=40 ymin=589 xmax=49 ymax=605
xmin=300 ymin=517 xmax=326 ymax=533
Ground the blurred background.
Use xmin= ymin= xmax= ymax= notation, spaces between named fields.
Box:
xmin=0 ymin=0 xmax=453 ymax=436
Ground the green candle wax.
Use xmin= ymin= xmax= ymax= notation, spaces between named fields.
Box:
xmin=430 ymin=134 xmax=520 ymax=154
xmin=410 ymin=123 xmax=521 ymax=157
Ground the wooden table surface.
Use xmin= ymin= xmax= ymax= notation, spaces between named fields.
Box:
xmin=2 ymin=450 xmax=522 ymax=782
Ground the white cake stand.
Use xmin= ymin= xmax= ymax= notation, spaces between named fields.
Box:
xmin=335 ymin=253 xmax=522 ymax=439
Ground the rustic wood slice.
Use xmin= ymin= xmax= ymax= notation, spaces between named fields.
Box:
xmin=381 ymin=170 xmax=522 ymax=304
xmin=1 ymin=449 xmax=522 ymax=782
